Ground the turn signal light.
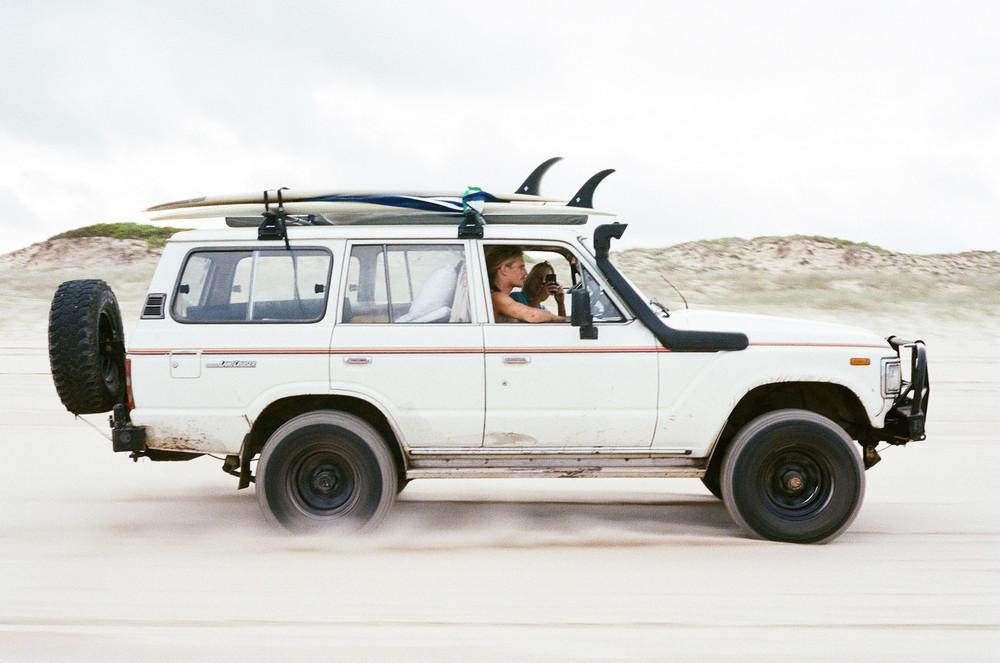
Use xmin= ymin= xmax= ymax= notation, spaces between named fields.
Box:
xmin=850 ymin=357 xmax=871 ymax=366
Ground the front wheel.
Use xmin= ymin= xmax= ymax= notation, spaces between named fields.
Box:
xmin=256 ymin=411 xmax=397 ymax=533
xmin=720 ymin=409 xmax=865 ymax=544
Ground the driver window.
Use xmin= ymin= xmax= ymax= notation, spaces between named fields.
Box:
xmin=484 ymin=244 xmax=625 ymax=323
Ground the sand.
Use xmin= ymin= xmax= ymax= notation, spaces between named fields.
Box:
xmin=0 ymin=304 xmax=997 ymax=662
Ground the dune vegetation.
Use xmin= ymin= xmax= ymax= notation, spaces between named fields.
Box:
xmin=49 ymin=223 xmax=187 ymax=248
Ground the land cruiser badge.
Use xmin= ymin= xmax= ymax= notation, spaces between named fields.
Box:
xmin=206 ymin=360 xmax=257 ymax=369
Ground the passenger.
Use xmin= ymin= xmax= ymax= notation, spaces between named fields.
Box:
xmin=512 ymin=261 xmax=566 ymax=317
xmin=485 ymin=246 xmax=567 ymax=323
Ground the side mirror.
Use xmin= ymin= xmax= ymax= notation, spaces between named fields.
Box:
xmin=571 ymin=288 xmax=598 ymax=340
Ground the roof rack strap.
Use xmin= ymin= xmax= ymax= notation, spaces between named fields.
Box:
xmin=258 ymin=187 xmax=292 ymax=249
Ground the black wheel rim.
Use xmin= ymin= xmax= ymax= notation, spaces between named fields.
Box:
xmin=759 ymin=444 xmax=833 ymax=520
xmin=98 ymin=311 xmax=118 ymax=386
xmin=290 ymin=448 xmax=359 ymax=516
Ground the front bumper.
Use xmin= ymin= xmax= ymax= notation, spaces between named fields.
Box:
xmin=881 ymin=337 xmax=929 ymax=443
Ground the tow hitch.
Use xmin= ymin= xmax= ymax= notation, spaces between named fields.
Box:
xmin=109 ymin=403 xmax=147 ymax=453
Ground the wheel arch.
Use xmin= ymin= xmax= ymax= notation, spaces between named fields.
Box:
xmin=706 ymin=381 xmax=873 ymax=473
xmin=247 ymin=394 xmax=408 ymax=484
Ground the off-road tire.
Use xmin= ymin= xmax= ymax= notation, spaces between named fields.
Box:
xmin=721 ymin=409 xmax=865 ymax=544
xmin=48 ymin=279 xmax=126 ymax=415
xmin=256 ymin=410 xmax=397 ymax=533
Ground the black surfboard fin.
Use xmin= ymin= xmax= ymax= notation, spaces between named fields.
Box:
xmin=516 ymin=157 xmax=563 ymax=195
xmin=567 ymin=169 xmax=615 ymax=208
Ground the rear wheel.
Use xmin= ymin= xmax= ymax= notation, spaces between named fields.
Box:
xmin=720 ymin=409 xmax=865 ymax=544
xmin=256 ymin=411 xmax=397 ymax=533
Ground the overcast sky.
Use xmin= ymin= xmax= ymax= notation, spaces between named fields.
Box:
xmin=1 ymin=1 xmax=998 ymax=255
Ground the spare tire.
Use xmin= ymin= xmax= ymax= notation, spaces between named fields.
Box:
xmin=48 ymin=279 xmax=126 ymax=415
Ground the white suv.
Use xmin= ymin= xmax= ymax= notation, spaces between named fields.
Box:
xmin=46 ymin=169 xmax=929 ymax=543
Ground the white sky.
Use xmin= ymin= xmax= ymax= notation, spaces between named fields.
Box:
xmin=1 ymin=1 xmax=998 ymax=255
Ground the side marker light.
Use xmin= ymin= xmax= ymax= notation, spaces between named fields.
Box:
xmin=125 ymin=358 xmax=135 ymax=411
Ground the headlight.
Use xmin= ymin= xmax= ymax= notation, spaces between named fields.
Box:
xmin=882 ymin=359 xmax=902 ymax=397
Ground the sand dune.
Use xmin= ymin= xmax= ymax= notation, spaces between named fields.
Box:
xmin=2 ymin=234 xmax=997 ymax=339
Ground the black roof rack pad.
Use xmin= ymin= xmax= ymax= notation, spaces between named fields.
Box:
xmin=257 ymin=188 xmax=292 ymax=250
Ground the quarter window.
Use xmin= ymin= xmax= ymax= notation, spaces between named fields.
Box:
xmin=343 ymin=244 xmax=470 ymax=323
xmin=580 ymin=267 xmax=625 ymax=322
xmin=173 ymin=249 xmax=332 ymax=323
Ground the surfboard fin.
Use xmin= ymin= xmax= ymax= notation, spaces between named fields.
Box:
xmin=516 ymin=157 xmax=563 ymax=196
xmin=567 ymin=169 xmax=615 ymax=208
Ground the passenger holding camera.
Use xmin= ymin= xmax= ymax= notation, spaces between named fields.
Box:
xmin=512 ymin=261 xmax=567 ymax=317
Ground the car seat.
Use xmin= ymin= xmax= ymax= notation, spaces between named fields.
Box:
xmin=395 ymin=261 xmax=461 ymax=323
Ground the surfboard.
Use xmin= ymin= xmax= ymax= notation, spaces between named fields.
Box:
xmin=147 ymin=200 xmax=614 ymax=223
xmin=220 ymin=212 xmax=593 ymax=228
xmin=145 ymin=157 xmax=571 ymax=212
xmin=145 ymin=190 xmax=568 ymax=212
xmin=143 ymin=158 xmax=617 ymax=227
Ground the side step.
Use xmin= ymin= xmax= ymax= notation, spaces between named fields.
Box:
xmin=405 ymin=447 xmax=705 ymax=479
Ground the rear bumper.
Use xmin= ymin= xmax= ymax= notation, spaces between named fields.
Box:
xmin=110 ymin=410 xmax=202 ymax=461
xmin=881 ymin=338 xmax=929 ymax=443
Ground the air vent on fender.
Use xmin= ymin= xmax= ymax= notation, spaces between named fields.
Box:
xmin=141 ymin=293 xmax=167 ymax=319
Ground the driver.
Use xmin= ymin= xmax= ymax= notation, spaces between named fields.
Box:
xmin=486 ymin=246 xmax=567 ymax=323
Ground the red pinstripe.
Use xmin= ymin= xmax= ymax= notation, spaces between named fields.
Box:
xmin=127 ymin=341 xmax=884 ymax=356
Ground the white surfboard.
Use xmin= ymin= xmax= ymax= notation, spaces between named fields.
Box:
xmin=145 ymin=157 xmax=571 ymax=212
xmin=145 ymin=190 xmax=566 ymax=212
xmin=147 ymin=200 xmax=613 ymax=223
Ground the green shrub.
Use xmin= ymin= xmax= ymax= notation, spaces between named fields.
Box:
xmin=50 ymin=223 xmax=187 ymax=248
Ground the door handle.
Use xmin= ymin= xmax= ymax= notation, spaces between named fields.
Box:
xmin=502 ymin=356 xmax=531 ymax=365
xmin=343 ymin=356 xmax=371 ymax=365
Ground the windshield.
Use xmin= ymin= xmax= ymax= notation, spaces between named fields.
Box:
xmin=577 ymin=235 xmax=667 ymax=315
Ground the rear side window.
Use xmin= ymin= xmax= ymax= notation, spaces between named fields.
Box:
xmin=172 ymin=248 xmax=332 ymax=323
xmin=343 ymin=244 xmax=470 ymax=323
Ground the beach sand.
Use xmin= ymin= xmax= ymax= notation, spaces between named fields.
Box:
xmin=0 ymin=264 xmax=997 ymax=660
